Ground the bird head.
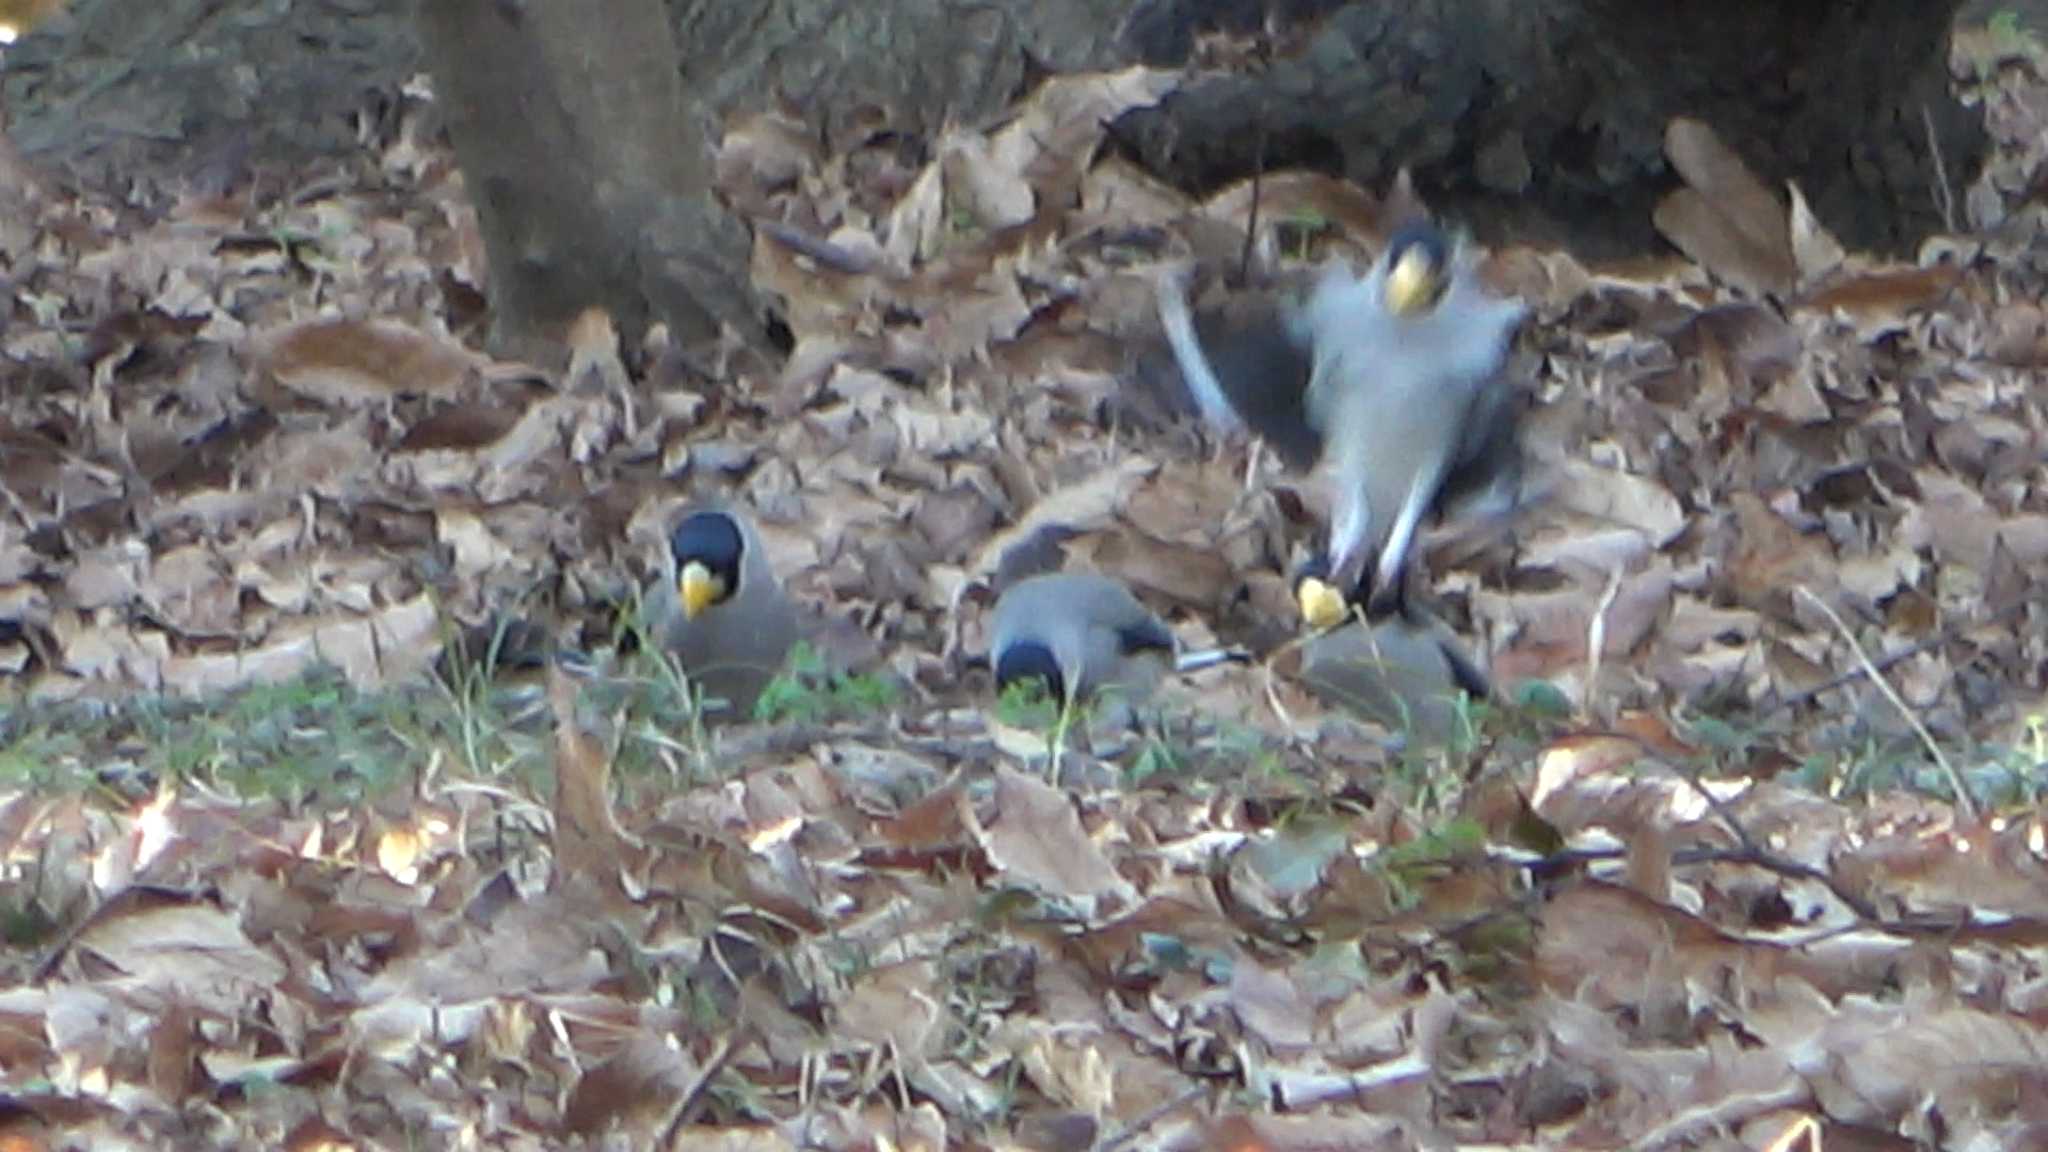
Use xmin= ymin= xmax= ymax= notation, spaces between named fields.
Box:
xmin=993 ymin=639 xmax=1068 ymax=706
xmin=1381 ymin=223 xmax=1451 ymax=318
xmin=1291 ymin=552 xmax=1355 ymax=632
xmin=1297 ymin=576 xmax=1352 ymax=632
xmin=668 ymin=510 xmax=746 ymax=620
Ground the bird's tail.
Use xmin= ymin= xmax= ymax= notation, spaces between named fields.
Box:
xmin=1174 ymin=647 xmax=1252 ymax=674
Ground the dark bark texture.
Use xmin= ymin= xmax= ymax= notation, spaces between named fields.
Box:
xmin=2 ymin=0 xmax=1990 ymax=270
xmin=668 ymin=0 xmax=1131 ymax=149
xmin=1114 ymin=0 xmax=1984 ymax=257
xmin=414 ymin=0 xmax=755 ymax=357
xmin=1 ymin=0 xmax=417 ymax=194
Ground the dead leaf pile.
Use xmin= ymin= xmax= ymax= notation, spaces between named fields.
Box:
xmin=4 ymin=673 xmax=2047 ymax=1148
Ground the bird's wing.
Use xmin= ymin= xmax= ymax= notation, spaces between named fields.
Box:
xmin=652 ymin=574 xmax=801 ymax=717
xmin=1427 ymin=275 xmax=1526 ymax=384
xmin=1154 ymin=265 xmax=1242 ymax=432
xmin=998 ymin=573 xmax=1179 ymax=703
xmin=1153 ymin=267 xmax=1323 ymax=470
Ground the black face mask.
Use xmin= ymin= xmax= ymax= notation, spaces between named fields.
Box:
xmin=994 ymin=641 xmax=1066 ymax=704
xmin=669 ymin=511 xmax=746 ymax=593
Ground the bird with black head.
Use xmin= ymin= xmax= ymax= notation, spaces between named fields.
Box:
xmin=1289 ymin=552 xmax=1494 ymax=747
xmin=988 ymin=571 xmax=1242 ymax=714
xmin=1156 ymin=220 xmax=1530 ymax=620
xmin=643 ymin=502 xmax=802 ymax=720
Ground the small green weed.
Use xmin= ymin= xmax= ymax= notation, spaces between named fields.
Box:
xmin=752 ymin=642 xmax=901 ymax=725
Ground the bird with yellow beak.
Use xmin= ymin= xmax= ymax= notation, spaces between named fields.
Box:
xmin=1156 ymin=221 xmax=1529 ymax=621
xmin=643 ymin=503 xmax=802 ymax=719
xmin=1381 ymin=224 xmax=1454 ymax=317
xmin=1286 ymin=550 xmax=1494 ymax=746
xmin=1299 ymin=222 xmax=1528 ymax=615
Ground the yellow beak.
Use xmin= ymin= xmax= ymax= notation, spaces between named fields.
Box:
xmin=1297 ymin=576 xmax=1352 ymax=632
xmin=1384 ymin=248 xmax=1441 ymax=317
xmin=678 ymin=561 xmax=725 ymax=621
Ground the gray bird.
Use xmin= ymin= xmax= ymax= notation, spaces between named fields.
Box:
xmin=642 ymin=502 xmax=802 ymax=719
xmin=1156 ymin=222 xmax=1528 ymax=614
xmin=988 ymin=571 xmax=1242 ymax=710
xmin=1295 ymin=592 xmax=1493 ymax=747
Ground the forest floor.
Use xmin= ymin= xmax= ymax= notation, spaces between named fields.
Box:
xmin=0 ymin=16 xmax=2046 ymax=1152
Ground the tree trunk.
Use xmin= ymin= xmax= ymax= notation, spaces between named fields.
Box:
xmin=2 ymin=0 xmax=1991 ymax=272
xmin=1113 ymin=0 xmax=1983 ymax=258
xmin=412 ymin=0 xmax=757 ymax=361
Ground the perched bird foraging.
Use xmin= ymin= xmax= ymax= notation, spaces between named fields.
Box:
xmin=988 ymin=571 xmax=1243 ymax=710
xmin=1299 ymin=608 xmax=1493 ymax=746
xmin=1293 ymin=572 xmax=1494 ymax=746
xmin=1156 ymin=221 xmax=1529 ymax=615
xmin=642 ymin=502 xmax=802 ymax=719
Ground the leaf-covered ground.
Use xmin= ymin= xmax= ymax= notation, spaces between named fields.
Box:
xmin=2 ymin=21 xmax=2047 ymax=1152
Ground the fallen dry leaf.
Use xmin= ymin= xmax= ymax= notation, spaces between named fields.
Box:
xmin=972 ymin=765 xmax=1137 ymax=915
xmin=1655 ymin=118 xmax=1797 ymax=296
xmin=259 ymin=317 xmax=480 ymax=403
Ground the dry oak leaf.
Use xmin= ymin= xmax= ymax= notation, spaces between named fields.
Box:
xmin=832 ymin=958 xmax=947 ymax=1059
xmin=713 ymin=107 xmax=820 ymax=217
xmin=1195 ymin=169 xmax=1388 ymax=247
xmin=66 ymin=888 xmax=287 ymax=1015
xmin=1655 ymin=117 xmax=1797 ymax=297
xmin=562 ymin=1030 xmax=695 ymax=1137
xmin=1548 ymin=458 xmax=1688 ymax=547
xmin=259 ymin=317 xmax=480 ymax=404
xmin=964 ymin=455 xmax=1159 ymax=586
xmin=940 ymin=132 xmax=1037 ymax=233
xmin=971 ymin=766 xmax=1137 ymax=916
xmin=1786 ymin=181 xmax=1848 ymax=287
xmin=162 ymin=591 xmax=439 ymax=695
xmin=985 ymin=66 xmax=1181 ymax=199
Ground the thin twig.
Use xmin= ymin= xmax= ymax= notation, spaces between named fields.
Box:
xmin=1581 ymin=565 xmax=1622 ymax=723
xmin=1761 ymin=1114 xmax=1824 ymax=1152
xmin=1797 ymin=586 xmax=1976 ymax=821
xmin=1523 ymin=839 xmax=1977 ymax=938
xmin=1759 ymin=595 xmax=2027 ymax=719
xmin=1922 ymin=102 xmax=1957 ymax=234
xmin=1236 ymin=28 xmax=1272 ymax=286
xmin=1240 ymin=124 xmax=1267 ymax=285
xmin=1415 ymin=821 xmax=1975 ymax=957
xmin=1096 ymin=1082 xmax=1211 ymax=1152
xmin=1566 ymin=725 xmax=1898 ymax=929
xmin=659 ymin=1025 xmax=749 ymax=1147
xmin=1258 ymin=631 xmax=1310 ymax=734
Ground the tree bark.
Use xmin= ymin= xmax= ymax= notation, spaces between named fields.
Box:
xmin=413 ymin=0 xmax=757 ymax=361
xmin=1113 ymin=0 xmax=1983 ymax=258
xmin=2 ymin=0 xmax=1993 ymax=276
xmin=666 ymin=0 xmax=1129 ymax=148
xmin=0 ymin=0 xmax=418 ymax=194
